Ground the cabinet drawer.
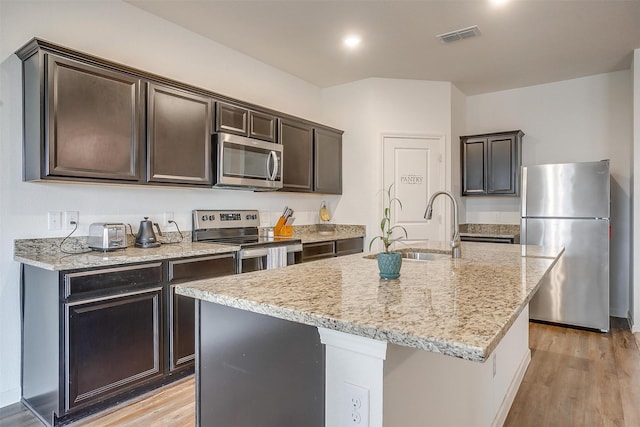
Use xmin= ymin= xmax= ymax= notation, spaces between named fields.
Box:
xmin=168 ymin=254 xmax=235 ymax=282
xmin=335 ymin=237 xmax=364 ymax=256
xmin=64 ymin=263 xmax=162 ymax=298
xmin=302 ymin=242 xmax=335 ymax=262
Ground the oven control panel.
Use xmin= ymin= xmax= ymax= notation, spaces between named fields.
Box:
xmin=193 ymin=210 xmax=260 ymax=230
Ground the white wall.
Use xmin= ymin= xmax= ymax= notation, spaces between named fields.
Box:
xmin=0 ymin=0 xmax=336 ymax=407
xmin=451 ymin=84 xmax=467 ymax=221
xmin=633 ymin=49 xmax=640 ymax=331
xmin=321 ymin=78 xmax=453 ymax=249
xmin=466 ymin=71 xmax=634 ymax=318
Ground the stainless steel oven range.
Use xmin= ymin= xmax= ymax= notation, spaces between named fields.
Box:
xmin=192 ymin=209 xmax=302 ymax=273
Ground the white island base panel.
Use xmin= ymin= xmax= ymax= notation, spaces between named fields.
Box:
xmin=319 ymin=306 xmax=530 ymax=427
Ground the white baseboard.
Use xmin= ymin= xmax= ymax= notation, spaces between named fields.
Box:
xmin=629 ymin=311 xmax=640 ymax=333
xmin=0 ymin=388 xmax=21 ymax=409
xmin=492 ymin=349 xmax=531 ymax=427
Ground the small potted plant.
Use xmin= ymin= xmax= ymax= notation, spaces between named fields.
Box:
xmin=369 ymin=184 xmax=408 ymax=279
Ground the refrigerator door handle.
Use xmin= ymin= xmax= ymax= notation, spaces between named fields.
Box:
xmin=521 ymin=166 xmax=528 ymax=217
xmin=520 ymin=218 xmax=527 ymax=256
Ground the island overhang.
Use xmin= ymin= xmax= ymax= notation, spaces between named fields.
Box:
xmin=176 ymin=241 xmax=562 ymax=362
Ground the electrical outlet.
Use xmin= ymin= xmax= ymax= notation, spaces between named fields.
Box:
xmin=64 ymin=211 xmax=79 ymax=229
xmin=47 ymin=211 xmax=62 ymax=230
xmin=343 ymin=382 xmax=369 ymax=426
xmin=164 ymin=212 xmax=174 ymax=225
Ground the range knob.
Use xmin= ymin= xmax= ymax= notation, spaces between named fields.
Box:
xmin=201 ymin=215 xmax=208 ymax=221
xmin=209 ymin=215 xmax=215 ymax=221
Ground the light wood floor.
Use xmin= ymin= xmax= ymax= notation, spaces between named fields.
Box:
xmin=0 ymin=377 xmax=195 ymax=427
xmin=2 ymin=320 xmax=639 ymax=427
xmin=505 ymin=318 xmax=640 ymax=427
xmin=74 ymin=376 xmax=195 ymax=427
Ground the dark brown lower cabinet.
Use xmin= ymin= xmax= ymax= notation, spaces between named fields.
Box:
xmin=335 ymin=237 xmax=364 ymax=256
xmin=301 ymin=237 xmax=364 ymax=262
xmin=21 ymin=254 xmax=235 ymax=426
xmin=65 ymin=288 xmax=163 ymax=410
xmin=301 ymin=241 xmax=335 ymax=262
xmin=167 ymin=255 xmax=235 ymax=371
xmin=169 ymin=290 xmax=195 ymax=370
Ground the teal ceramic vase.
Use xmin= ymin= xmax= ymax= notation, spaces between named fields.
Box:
xmin=377 ymin=252 xmax=402 ymax=279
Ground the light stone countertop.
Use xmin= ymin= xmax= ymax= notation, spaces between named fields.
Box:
xmin=291 ymin=224 xmax=366 ymax=244
xmin=14 ymin=236 xmax=239 ymax=271
xmin=176 ymin=241 xmax=563 ymax=362
xmin=13 ymin=225 xmax=366 ymax=271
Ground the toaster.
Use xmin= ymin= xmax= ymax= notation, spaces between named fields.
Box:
xmin=88 ymin=223 xmax=128 ymax=251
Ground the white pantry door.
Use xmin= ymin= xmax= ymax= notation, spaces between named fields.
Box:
xmin=382 ymin=135 xmax=446 ymax=245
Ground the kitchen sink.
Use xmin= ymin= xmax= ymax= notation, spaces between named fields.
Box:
xmin=400 ymin=252 xmax=448 ymax=261
xmin=364 ymin=250 xmax=449 ymax=261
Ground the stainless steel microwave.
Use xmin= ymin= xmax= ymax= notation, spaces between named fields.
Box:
xmin=213 ymin=132 xmax=283 ymax=190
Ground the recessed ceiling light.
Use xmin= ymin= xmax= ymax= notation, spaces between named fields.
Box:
xmin=343 ymin=35 xmax=361 ymax=48
xmin=489 ymin=0 xmax=509 ymax=6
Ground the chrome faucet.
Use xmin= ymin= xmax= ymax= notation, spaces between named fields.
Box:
xmin=424 ymin=191 xmax=461 ymax=258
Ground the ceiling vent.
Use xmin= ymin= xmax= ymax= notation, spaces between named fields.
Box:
xmin=436 ymin=25 xmax=481 ymax=44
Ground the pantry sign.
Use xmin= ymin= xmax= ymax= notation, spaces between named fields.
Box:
xmin=400 ymin=174 xmax=424 ymax=185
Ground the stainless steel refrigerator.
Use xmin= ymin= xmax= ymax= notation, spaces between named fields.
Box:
xmin=521 ymin=160 xmax=610 ymax=332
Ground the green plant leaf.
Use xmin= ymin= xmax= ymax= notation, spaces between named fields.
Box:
xmin=368 ymin=182 xmax=409 ymax=253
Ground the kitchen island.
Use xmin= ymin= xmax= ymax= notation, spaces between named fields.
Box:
xmin=176 ymin=241 xmax=562 ymax=427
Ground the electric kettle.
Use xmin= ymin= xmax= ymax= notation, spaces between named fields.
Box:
xmin=135 ymin=217 xmax=162 ymax=248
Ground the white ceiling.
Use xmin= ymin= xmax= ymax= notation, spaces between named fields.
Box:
xmin=126 ymin=0 xmax=640 ymax=95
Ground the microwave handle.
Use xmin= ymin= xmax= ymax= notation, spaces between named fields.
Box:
xmin=268 ymin=150 xmax=279 ymax=181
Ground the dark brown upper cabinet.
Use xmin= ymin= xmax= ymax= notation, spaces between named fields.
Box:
xmin=279 ymin=119 xmax=343 ymax=194
xmin=215 ymin=101 xmax=277 ymax=143
xmin=314 ymin=127 xmax=342 ymax=194
xmin=461 ymin=130 xmax=524 ymax=196
xmin=16 ymin=39 xmax=343 ymax=190
xmin=147 ymin=83 xmax=213 ymax=186
xmin=19 ymin=50 xmax=144 ymax=182
xmin=280 ymin=118 xmax=314 ymax=192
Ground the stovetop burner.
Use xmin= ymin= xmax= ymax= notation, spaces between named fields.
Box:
xmin=192 ymin=209 xmax=301 ymax=248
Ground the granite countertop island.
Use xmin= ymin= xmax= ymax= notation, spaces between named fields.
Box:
xmin=178 ymin=240 xmax=563 ymax=426
xmin=177 ymin=241 xmax=561 ymax=362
